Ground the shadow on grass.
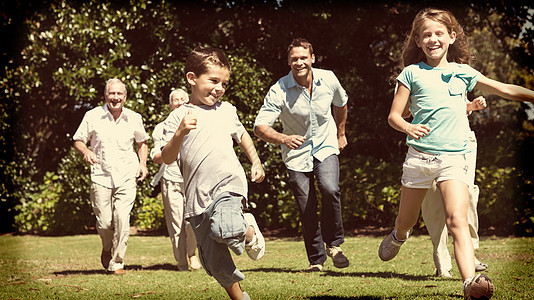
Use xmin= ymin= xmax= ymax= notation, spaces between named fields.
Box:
xmin=52 ymin=263 xmax=178 ymax=276
xmin=130 ymin=263 xmax=177 ymax=271
xmin=307 ymin=297 xmax=382 ymax=300
xmin=53 ymin=269 xmax=108 ymax=276
xmin=322 ymin=270 xmax=432 ymax=281
xmin=244 ymin=267 xmax=433 ymax=281
xmin=306 ymin=293 xmax=461 ymax=300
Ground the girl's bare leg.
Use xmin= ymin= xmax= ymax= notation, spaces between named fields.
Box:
xmin=439 ymin=179 xmax=475 ymax=281
xmin=395 ymin=186 xmax=428 ymax=239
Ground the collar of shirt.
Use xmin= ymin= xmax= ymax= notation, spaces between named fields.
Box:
xmin=285 ymin=68 xmax=321 ymax=90
xmin=90 ymin=104 xmax=142 ymax=188
xmin=101 ymin=104 xmax=129 ymax=122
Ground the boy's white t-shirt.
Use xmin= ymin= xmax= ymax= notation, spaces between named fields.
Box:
xmin=163 ymin=102 xmax=248 ymax=219
xmin=397 ymin=62 xmax=480 ymax=154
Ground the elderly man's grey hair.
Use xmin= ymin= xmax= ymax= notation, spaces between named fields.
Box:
xmin=169 ymin=88 xmax=189 ymax=103
xmin=104 ymin=78 xmax=127 ymax=96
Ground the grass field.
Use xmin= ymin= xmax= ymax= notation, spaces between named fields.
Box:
xmin=0 ymin=232 xmax=532 ymax=299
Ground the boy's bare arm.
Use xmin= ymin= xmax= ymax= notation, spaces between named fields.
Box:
xmin=238 ymin=130 xmax=265 ymax=183
xmin=152 ymin=152 xmax=164 ymax=164
xmin=161 ymin=134 xmax=184 ymax=165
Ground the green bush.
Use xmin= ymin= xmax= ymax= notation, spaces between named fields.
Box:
xmin=14 ymin=172 xmax=61 ymax=234
xmin=12 ymin=146 xmax=169 ymax=235
xmin=476 ymin=166 xmax=534 ymax=235
xmin=340 ymin=155 xmax=402 ymax=230
xmin=53 ymin=148 xmax=96 ymax=234
xmin=132 ymin=194 xmax=165 ymax=232
xmin=13 ymin=149 xmax=95 ymax=235
xmin=5 ymin=1 xmax=533 ymax=236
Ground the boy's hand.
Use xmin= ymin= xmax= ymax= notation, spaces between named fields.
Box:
xmin=177 ymin=110 xmax=197 ymax=135
xmin=250 ymin=163 xmax=265 ymax=183
xmin=405 ymin=123 xmax=430 ymax=140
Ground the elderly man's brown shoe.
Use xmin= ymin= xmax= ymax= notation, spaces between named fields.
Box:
xmin=113 ymin=268 xmax=126 ymax=275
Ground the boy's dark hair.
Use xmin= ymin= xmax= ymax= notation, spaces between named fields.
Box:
xmin=185 ymin=47 xmax=231 ymax=76
xmin=287 ymin=38 xmax=314 ymax=56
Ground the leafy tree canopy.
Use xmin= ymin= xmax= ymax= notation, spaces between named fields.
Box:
xmin=1 ymin=0 xmax=533 ymax=234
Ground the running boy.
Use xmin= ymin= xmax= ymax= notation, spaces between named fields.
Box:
xmin=161 ymin=47 xmax=265 ymax=300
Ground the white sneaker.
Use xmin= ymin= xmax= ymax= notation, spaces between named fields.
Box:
xmin=475 ymin=262 xmax=488 ymax=272
xmin=305 ymin=264 xmax=323 ymax=272
xmin=463 ymin=273 xmax=494 ymax=300
xmin=378 ymin=229 xmax=406 ymax=261
xmin=189 ymin=255 xmax=202 ymax=270
xmin=243 ymin=213 xmax=265 ymax=260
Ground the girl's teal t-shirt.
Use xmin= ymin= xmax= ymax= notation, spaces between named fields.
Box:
xmin=397 ymin=62 xmax=480 ymax=154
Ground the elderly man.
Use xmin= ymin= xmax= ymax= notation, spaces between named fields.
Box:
xmin=73 ymin=78 xmax=149 ymax=275
xmin=150 ymin=88 xmax=201 ymax=271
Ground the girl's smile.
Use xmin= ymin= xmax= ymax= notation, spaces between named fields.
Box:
xmin=416 ymin=19 xmax=456 ymax=67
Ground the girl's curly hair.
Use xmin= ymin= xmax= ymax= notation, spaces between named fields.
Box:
xmin=400 ymin=8 xmax=471 ymax=68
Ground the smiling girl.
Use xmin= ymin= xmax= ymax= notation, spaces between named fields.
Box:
xmin=379 ymin=8 xmax=534 ymax=300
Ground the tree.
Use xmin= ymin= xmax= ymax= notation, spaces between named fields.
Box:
xmin=3 ymin=0 xmax=533 ymax=234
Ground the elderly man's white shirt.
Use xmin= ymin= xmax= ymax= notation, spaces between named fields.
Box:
xmin=73 ymin=104 xmax=149 ymax=188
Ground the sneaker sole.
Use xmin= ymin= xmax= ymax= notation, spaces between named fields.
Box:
xmin=333 ymin=261 xmax=350 ymax=268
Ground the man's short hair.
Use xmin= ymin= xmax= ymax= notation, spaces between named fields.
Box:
xmin=287 ymin=38 xmax=314 ymax=57
xmin=185 ymin=47 xmax=231 ymax=76
xmin=104 ymin=78 xmax=127 ymax=96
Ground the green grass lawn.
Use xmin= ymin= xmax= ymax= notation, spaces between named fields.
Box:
xmin=0 ymin=233 xmax=532 ymax=299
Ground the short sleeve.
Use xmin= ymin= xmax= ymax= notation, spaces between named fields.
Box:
xmin=73 ymin=111 xmax=90 ymax=143
xmin=229 ymin=104 xmax=246 ymax=143
xmin=150 ymin=122 xmax=165 ymax=160
xmin=133 ymin=114 xmax=149 ymax=143
xmin=457 ymin=64 xmax=480 ymax=92
xmin=396 ymin=67 xmax=413 ymax=91
xmin=163 ymin=108 xmax=182 ymax=143
xmin=329 ymin=71 xmax=348 ymax=107
xmin=254 ymin=86 xmax=283 ymax=128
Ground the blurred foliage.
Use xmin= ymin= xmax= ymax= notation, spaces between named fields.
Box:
xmin=133 ymin=194 xmax=165 ymax=231
xmin=2 ymin=0 xmax=533 ymax=235
xmin=14 ymin=171 xmax=61 ymax=234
